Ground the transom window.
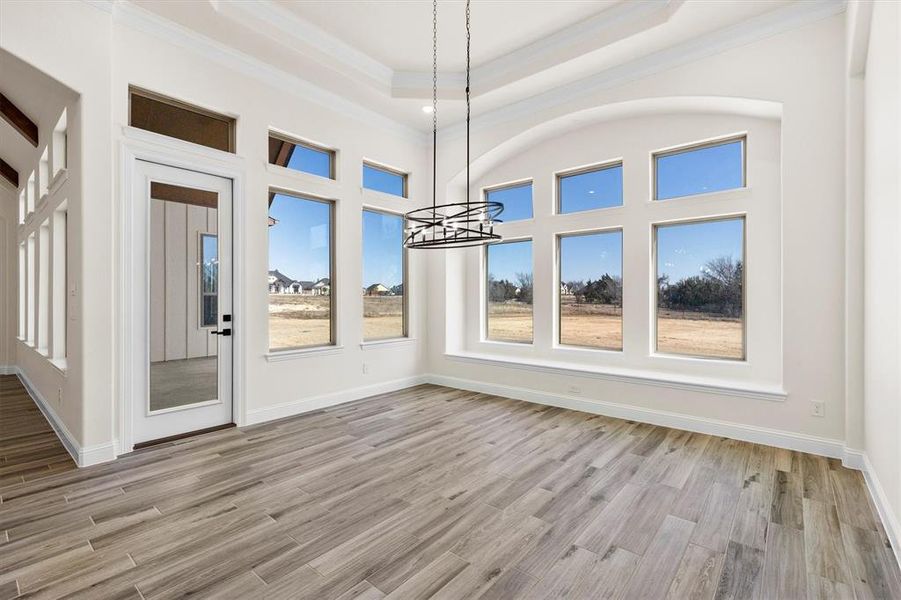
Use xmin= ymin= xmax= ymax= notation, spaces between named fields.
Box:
xmin=654 ymin=136 xmax=745 ymax=200
xmin=557 ymin=163 xmax=623 ymax=214
xmin=485 ymin=181 xmax=533 ymax=222
xmin=363 ymin=162 xmax=407 ymax=197
xmin=269 ymin=133 xmax=335 ymax=179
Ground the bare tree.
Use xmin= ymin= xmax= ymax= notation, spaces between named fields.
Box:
xmin=515 ymin=272 xmax=533 ymax=304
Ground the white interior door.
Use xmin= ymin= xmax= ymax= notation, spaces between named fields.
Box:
xmin=132 ymin=160 xmax=233 ymax=444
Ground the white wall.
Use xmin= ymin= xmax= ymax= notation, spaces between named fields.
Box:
xmin=429 ymin=15 xmax=849 ymax=443
xmin=863 ymin=0 xmax=901 ymax=536
xmin=1 ymin=0 xmax=113 ymax=455
xmin=0 ymin=185 xmax=14 ymax=369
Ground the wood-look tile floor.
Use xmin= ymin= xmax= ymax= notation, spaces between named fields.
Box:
xmin=1 ymin=375 xmax=900 ymax=599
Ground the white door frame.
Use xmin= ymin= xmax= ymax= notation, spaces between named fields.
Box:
xmin=117 ymin=126 xmax=247 ymax=455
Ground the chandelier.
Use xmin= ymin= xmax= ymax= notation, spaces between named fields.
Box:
xmin=404 ymin=0 xmax=504 ymax=249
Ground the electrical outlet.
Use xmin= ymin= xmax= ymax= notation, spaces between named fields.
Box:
xmin=811 ymin=401 xmax=825 ymax=417
xmin=567 ymin=385 xmax=581 ymax=395
xmin=362 ymin=363 xmax=369 ymax=375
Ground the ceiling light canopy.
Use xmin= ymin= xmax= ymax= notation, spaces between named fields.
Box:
xmin=404 ymin=0 xmax=503 ymax=250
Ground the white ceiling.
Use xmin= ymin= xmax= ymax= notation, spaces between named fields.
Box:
xmin=120 ymin=0 xmax=843 ymax=133
xmin=275 ymin=0 xmax=622 ymax=72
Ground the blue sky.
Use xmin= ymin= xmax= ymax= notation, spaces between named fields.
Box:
xmin=287 ymin=144 xmax=332 ymax=178
xmin=487 ymin=183 xmax=532 ymax=221
xmin=363 ymin=210 xmax=403 ymax=288
xmin=268 ymin=193 xmax=331 ymax=282
xmin=560 ymin=165 xmax=622 ymax=214
xmin=560 ymin=231 xmax=622 ymax=282
xmin=657 ymin=218 xmax=743 ymax=282
xmin=364 ymin=164 xmax=405 ymax=197
xmin=656 ymin=140 xmax=743 ymax=200
xmin=488 ymin=240 xmax=532 ymax=282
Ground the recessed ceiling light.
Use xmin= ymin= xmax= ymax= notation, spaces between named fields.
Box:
xmin=422 ymin=106 xmax=434 ymax=114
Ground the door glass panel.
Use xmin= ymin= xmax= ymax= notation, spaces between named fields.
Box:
xmin=149 ymin=182 xmax=220 ymax=412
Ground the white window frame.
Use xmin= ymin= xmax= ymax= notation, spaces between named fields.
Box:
xmin=458 ymin=116 xmax=782 ymax=394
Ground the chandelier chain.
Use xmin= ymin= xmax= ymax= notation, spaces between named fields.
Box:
xmin=465 ymin=0 xmax=471 ymax=208
xmin=432 ymin=0 xmax=438 ymax=211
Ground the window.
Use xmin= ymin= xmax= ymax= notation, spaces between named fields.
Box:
xmin=37 ymin=220 xmax=50 ymax=354
xmin=655 ymin=217 xmax=745 ymax=359
xmin=654 ymin=137 xmax=745 ymax=200
xmin=558 ymin=230 xmax=623 ymax=350
xmin=486 ymin=239 xmax=532 ymax=343
xmin=52 ymin=110 xmax=67 ymax=177
xmin=362 ymin=210 xmax=406 ymax=341
xmin=52 ymin=205 xmax=67 ymax=361
xmin=268 ymin=191 xmax=334 ymax=351
xmin=486 ymin=181 xmax=532 ymax=222
xmin=558 ymin=163 xmax=623 ymax=214
xmin=26 ymin=172 xmax=34 ymax=215
xmin=26 ymin=233 xmax=35 ymax=345
xmin=18 ymin=188 xmax=25 ymax=224
xmin=200 ymin=233 xmax=218 ymax=328
xmin=39 ymin=148 xmax=49 ymax=199
xmin=363 ymin=162 xmax=407 ymax=197
xmin=269 ymin=133 xmax=335 ymax=179
xmin=129 ymin=87 xmax=236 ymax=153
xmin=18 ymin=242 xmax=25 ymax=339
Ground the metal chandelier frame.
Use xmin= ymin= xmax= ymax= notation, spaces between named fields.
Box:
xmin=403 ymin=0 xmax=504 ymax=249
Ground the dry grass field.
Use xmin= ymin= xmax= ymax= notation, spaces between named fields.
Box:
xmin=268 ymin=295 xmax=404 ymax=349
xmin=269 ymin=295 xmax=741 ymax=358
xmin=364 ymin=295 xmax=404 ymax=340
xmin=488 ymin=299 xmax=743 ymax=358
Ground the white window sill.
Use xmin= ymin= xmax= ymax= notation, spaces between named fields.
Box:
xmin=265 ymin=345 xmax=344 ymax=362
xmin=648 ymin=185 xmax=751 ymax=204
xmin=266 ymin=162 xmax=338 ymax=186
xmin=49 ymin=169 xmax=68 ymax=195
xmin=444 ymin=351 xmax=786 ymax=402
xmin=360 ymin=337 xmax=416 ymax=350
xmin=50 ymin=358 xmax=68 ymax=374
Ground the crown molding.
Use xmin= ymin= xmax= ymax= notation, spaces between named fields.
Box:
xmin=162 ymin=0 xmax=686 ymax=101
xmin=112 ymin=1 xmax=427 ymax=144
xmin=212 ymin=0 xmax=394 ymax=93
xmin=440 ymin=0 xmax=846 ymax=139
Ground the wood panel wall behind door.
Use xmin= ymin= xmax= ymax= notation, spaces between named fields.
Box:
xmin=149 ymin=199 xmax=217 ymax=363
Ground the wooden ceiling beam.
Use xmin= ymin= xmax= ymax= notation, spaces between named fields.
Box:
xmin=0 ymin=92 xmax=39 ymax=147
xmin=0 ymin=157 xmax=18 ymax=188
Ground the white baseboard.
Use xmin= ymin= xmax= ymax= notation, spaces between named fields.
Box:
xmin=245 ymin=375 xmax=429 ymax=425
xmin=859 ymin=453 xmax=901 ymax=573
xmin=13 ymin=367 xmax=116 ymax=468
xmin=425 ymin=373 xmax=847 ymax=459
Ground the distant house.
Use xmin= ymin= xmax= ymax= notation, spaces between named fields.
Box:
xmin=268 ymin=270 xmax=294 ymax=294
xmin=560 ymin=282 xmax=571 ymax=296
xmin=365 ymin=283 xmax=390 ymax=296
xmin=291 ymin=280 xmax=315 ymax=294
xmin=390 ymin=283 xmax=404 ymax=296
xmin=313 ymin=278 xmax=331 ymax=296
xmin=268 ymin=270 xmax=322 ymax=295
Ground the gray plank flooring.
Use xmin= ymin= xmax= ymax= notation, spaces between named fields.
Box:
xmin=1 ymin=375 xmax=900 ymax=599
